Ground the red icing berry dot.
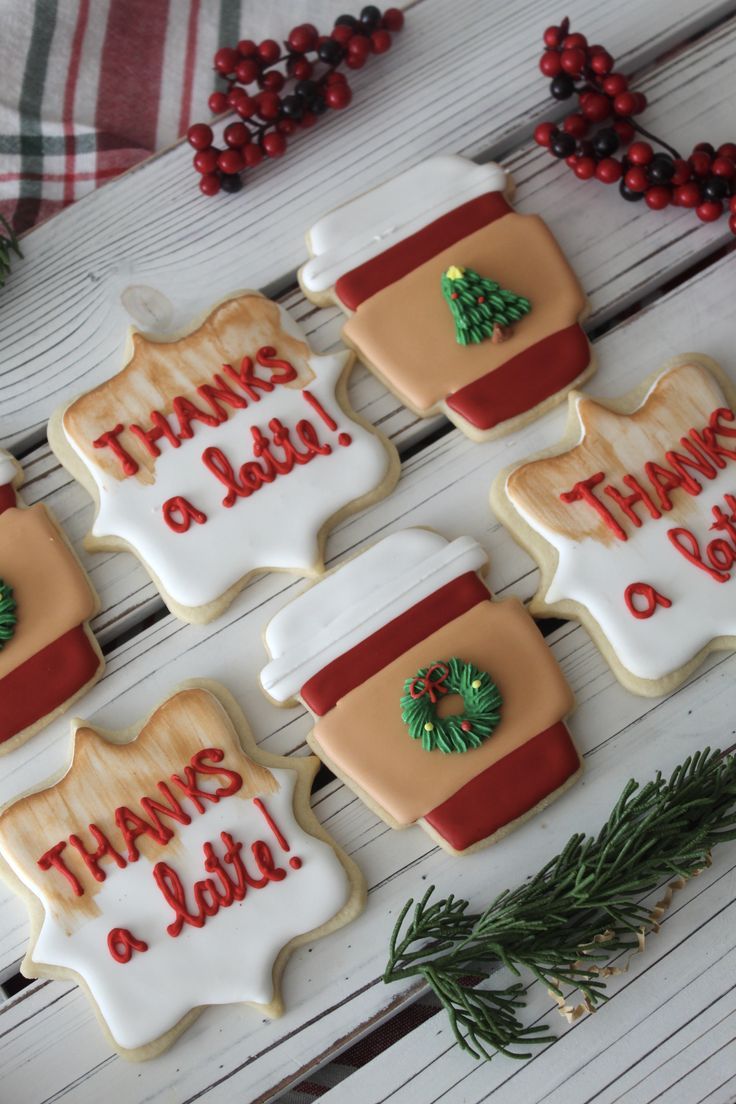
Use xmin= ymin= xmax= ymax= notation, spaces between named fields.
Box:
xmin=187 ymin=123 xmax=213 ymax=150
xmin=289 ymin=856 xmax=303 ymax=870
xmin=460 ymin=721 xmax=472 ymax=732
xmin=338 ymin=432 xmax=353 ymax=447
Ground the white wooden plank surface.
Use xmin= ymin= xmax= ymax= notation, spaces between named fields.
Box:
xmin=2 ymin=246 xmax=735 ymax=1101
xmin=1 ymin=0 xmax=734 ymax=451
xmin=10 ymin=11 xmax=736 ymax=654
xmin=2 ymin=2 xmax=736 ymax=1100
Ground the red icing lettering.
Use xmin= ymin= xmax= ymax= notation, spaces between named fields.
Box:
xmin=643 ymin=462 xmax=684 ymax=511
xmin=173 ymin=396 xmax=223 ymax=439
xmin=687 ymin=425 xmax=736 ymax=469
xmin=256 ymin=345 xmax=298 ymax=385
xmin=196 ymin=376 xmax=249 ymax=419
xmin=153 ymin=826 xmax=291 ymax=938
xmin=667 ymin=527 xmax=731 ymax=583
xmin=169 ymin=747 xmax=242 ymax=814
xmin=253 ymin=797 xmax=290 ymax=851
xmin=302 ymin=389 xmax=338 ymax=431
xmin=296 ymin=419 xmax=331 ymax=456
xmin=107 ymin=928 xmax=148 ymax=964
xmin=707 ymin=538 xmax=736 ymax=573
xmin=664 ymin=441 xmax=716 ymax=493
xmin=93 ymin=424 xmax=138 ymax=477
xmin=190 ymin=748 xmax=244 ymax=798
xmin=560 ymin=472 xmax=627 ymax=541
xmin=624 ymin=582 xmax=673 ymax=619
xmin=140 ymin=782 xmax=192 ymax=835
xmin=129 ymin=411 xmax=180 ymax=458
xmin=604 ymin=475 xmax=661 ymax=527
xmin=115 ymin=806 xmax=172 ymax=862
xmin=162 ymin=496 xmax=208 ymax=533
xmin=37 ymin=841 xmax=84 ymax=897
xmin=711 ymin=407 xmax=736 ymax=438
xmin=68 ymin=825 xmax=127 ymax=882
xmin=222 ymin=356 xmax=275 ymax=401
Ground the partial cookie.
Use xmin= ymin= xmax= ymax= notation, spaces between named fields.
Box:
xmin=0 ymin=450 xmax=104 ymax=754
xmin=49 ymin=292 xmax=399 ymax=624
xmin=492 ymin=354 xmax=736 ymax=696
xmin=260 ymin=528 xmax=581 ymax=855
xmin=298 ymin=154 xmax=594 ymax=441
xmin=0 ymin=681 xmax=364 ymax=1059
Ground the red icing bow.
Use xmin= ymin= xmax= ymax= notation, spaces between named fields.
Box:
xmin=409 ymin=662 xmax=450 ymax=704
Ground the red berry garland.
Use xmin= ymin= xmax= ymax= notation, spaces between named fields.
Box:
xmin=534 ymin=17 xmax=736 ymax=234
xmin=187 ymin=6 xmax=405 ymax=196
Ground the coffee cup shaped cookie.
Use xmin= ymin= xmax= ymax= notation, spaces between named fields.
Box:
xmin=49 ymin=292 xmax=399 ymax=624
xmin=0 ymin=450 xmax=104 ymax=753
xmin=0 ymin=682 xmax=364 ymax=1058
xmin=492 ymin=354 xmax=736 ymax=696
xmin=299 ymin=154 xmax=593 ymax=441
xmin=261 ymin=529 xmax=581 ymax=855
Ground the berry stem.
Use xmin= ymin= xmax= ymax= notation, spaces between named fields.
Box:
xmin=628 ymin=120 xmax=682 ymax=161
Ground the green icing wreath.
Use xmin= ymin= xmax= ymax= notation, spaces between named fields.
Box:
xmin=0 ymin=578 xmax=16 ymax=651
xmin=400 ymin=657 xmax=502 ymax=754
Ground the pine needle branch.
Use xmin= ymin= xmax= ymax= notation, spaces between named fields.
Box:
xmin=383 ymin=748 xmax=736 ymax=1060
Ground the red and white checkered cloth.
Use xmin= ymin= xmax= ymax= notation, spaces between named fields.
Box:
xmin=0 ymin=0 xmax=355 ymax=234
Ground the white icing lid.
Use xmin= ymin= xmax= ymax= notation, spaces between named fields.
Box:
xmin=301 ymin=155 xmax=508 ymax=293
xmin=261 ymin=529 xmax=488 ymax=702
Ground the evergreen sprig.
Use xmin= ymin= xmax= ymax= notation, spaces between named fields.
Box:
xmin=384 ymin=748 xmax=736 ymax=1061
xmin=0 ymin=213 xmax=22 ymax=288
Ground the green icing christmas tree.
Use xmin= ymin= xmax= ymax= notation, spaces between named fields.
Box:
xmin=441 ymin=265 xmax=531 ymax=346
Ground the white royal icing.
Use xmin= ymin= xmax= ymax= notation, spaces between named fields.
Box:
xmin=63 ymin=310 xmax=392 ymax=611
xmin=506 ymin=367 xmax=736 ymax=682
xmin=261 ymin=530 xmax=488 ymax=702
xmin=5 ymin=766 xmax=349 ymax=1052
xmin=301 ymin=155 xmax=508 ymax=294
xmin=0 ymin=452 xmax=18 ymax=488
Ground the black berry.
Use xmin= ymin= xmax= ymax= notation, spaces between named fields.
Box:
xmin=619 ymin=178 xmax=644 ymax=201
xmin=703 ymin=175 xmax=728 ymax=200
xmin=335 ymin=14 xmax=359 ymax=28
xmin=318 ymin=39 xmax=344 ymax=65
xmin=575 ymin=138 xmax=595 ymax=159
xmin=550 ymin=74 xmax=575 ymax=100
xmin=295 ymin=79 xmax=318 ymax=103
xmin=593 ymin=127 xmax=619 ymax=158
xmin=360 ymin=5 xmax=381 ymax=28
xmin=220 ymin=173 xmax=242 ymax=193
xmin=281 ymin=94 xmax=303 ymax=119
xmin=311 ymin=94 xmax=328 ymax=115
xmin=648 ymin=154 xmax=675 ymax=183
xmin=551 ymin=132 xmax=576 ymax=158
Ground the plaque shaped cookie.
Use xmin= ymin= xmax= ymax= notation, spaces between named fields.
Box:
xmin=0 ymin=683 xmax=364 ymax=1058
xmin=0 ymin=450 xmax=104 ymax=753
xmin=492 ymin=355 xmax=736 ymax=696
xmin=49 ymin=292 xmax=399 ymax=623
xmin=260 ymin=529 xmax=581 ymax=855
xmin=299 ymin=154 xmax=594 ymax=441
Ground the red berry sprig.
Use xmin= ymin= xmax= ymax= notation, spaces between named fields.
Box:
xmin=534 ymin=17 xmax=736 ymax=235
xmin=186 ymin=6 xmax=405 ymax=196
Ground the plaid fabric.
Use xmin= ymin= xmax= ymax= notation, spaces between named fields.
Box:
xmin=0 ymin=0 xmax=355 ymax=234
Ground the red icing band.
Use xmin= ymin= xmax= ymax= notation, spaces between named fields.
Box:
xmin=301 ymin=573 xmax=490 ymax=716
xmin=0 ymin=484 xmax=17 ymax=515
xmin=0 ymin=624 xmax=101 ymax=745
xmin=334 ymin=191 xmax=512 ymax=310
xmin=624 ymin=582 xmax=673 ymax=619
xmin=424 ymin=721 xmax=579 ymax=852
xmin=445 ymin=323 xmax=591 ymax=431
